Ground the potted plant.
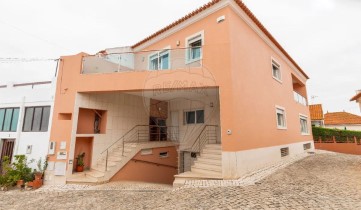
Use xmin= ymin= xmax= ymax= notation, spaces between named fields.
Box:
xmin=9 ymin=155 xmax=33 ymax=189
xmin=76 ymin=152 xmax=85 ymax=172
xmin=31 ymin=156 xmax=48 ymax=189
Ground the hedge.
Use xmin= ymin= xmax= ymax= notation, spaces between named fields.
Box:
xmin=312 ymin=127 xmax=361 ymax=143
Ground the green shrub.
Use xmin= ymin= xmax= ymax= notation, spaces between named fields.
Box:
xmin=312 ymin=127 xmax=361 ymax=143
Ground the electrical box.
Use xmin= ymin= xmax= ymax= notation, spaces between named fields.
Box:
xmin=48 ymin=142 xmax=56 ymax=155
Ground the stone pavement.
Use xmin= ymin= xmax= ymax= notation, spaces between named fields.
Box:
xmin=1 ymin=151 xmax=361 ymax=209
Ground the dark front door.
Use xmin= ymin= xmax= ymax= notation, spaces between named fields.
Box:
xmin=0 ymin=139 xmax=15 ymax=173
xmin=149 ymin=117 xmax=167 ymax=141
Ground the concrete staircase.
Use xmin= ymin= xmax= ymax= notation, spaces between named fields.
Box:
xmin=173 ymin=144 xmax=222 ymax=187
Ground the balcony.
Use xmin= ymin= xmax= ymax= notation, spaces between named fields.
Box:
xmin=81 ymin=47 xmax=202 ymax=74
xmin=293 ymin=91 xmax=307 ymax=106
xmin=292 ymin=74 xmax=307 ymax=106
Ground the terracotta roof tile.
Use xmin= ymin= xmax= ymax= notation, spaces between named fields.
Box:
xmin=350 ymin=92 xmax=361 ymax=101
xmin=131 ymin=0 xmax=309 ymax=79
xmin=309 ymin=104 xmax=324 ymax=120
xmin=324 ymin=112 xmax=361 ymax=125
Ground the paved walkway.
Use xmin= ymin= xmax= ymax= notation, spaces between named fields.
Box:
xmin=1 ymin=151 xmax=361 ymax=209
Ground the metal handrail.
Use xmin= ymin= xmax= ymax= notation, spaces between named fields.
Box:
xmin=100 ymin=124 xmax=148 ymax=155
xmin=187 ymin=125 xmax=218 ymax=153
xmin=101 ymin=124 xmax=179 ymax=171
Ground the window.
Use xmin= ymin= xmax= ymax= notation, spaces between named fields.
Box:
xmin=184 ymin=110 xmax=204 ymax=124
xmin=272 ymin=59 xmax=281 ymax=81
xmin=23 ymin=106 xmax=51 ymax=132
xmin=300 ymin=115 xmax=309 ymax=134
xmin=303 ymin=143 xmax=311 ymax=150
xmin=276 ymin=107 xmax=286 ymax=129
xmin=149 ymin=50 xmax=170 ymax=70
xmin=186 ymin=33 xmax=203 ymax=63
xmin=280 ymin=147 xmax=289 ymax=157
xmin=0 ymin=107 xmax=20 ymax=132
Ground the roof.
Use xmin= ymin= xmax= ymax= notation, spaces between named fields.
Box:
xmin=131 ymin=0 xmax=309 ymax=79
xmin=324 ymin=112 xmax=361 ymax=125
xmin=350 ymin=92 xmax=361 ymax=101
xmin=309 ymin=104 xmax=324 ymax=120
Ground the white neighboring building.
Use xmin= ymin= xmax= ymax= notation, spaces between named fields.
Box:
xmin=0 ymin=80 xmax=56 ymax=168
xmin=324 ymin=111 xmax=361 ymax=131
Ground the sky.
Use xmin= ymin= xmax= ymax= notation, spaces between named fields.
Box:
xmin=0 ymin=0 xmax=360 ymax=114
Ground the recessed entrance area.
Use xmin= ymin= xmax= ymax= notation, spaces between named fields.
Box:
xmin=73 ymin=137 xmax=93 ymax=172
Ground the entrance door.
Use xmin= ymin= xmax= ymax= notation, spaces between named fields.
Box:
xmin=0 ymin=139 xmax=15 ymax=173
xmin=149 ymin=117 xmax=167 ymax=141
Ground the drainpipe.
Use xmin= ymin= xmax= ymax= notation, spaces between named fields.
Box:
xmin=14 ymin=96 xmax=25 ymax=157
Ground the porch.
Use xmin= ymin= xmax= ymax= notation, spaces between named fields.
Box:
xmin=67 ymin=87 xmax=221 ymax=184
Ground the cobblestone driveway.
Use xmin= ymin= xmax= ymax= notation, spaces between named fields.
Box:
xmin=1 ymin=152 xmax=361 ymax=210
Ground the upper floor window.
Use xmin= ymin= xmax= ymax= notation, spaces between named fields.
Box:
xmin=23 ymin=106 xmax=51 ymax=132
xmin=276 ymin=106 xmax=287 ymax=129
xmin=0 ymin=107 xmax=20 ymax=132
xmin=186 ymin=32 xmax=203 ymax=63
xmin=272 ymin=59 xmax=282 ymax=82
xmin=300 ymin=115 xmax=309 ymax=134
xmin=184 ymin=109 xmax=204 ymax=124
xmin=149 ymin=50 xmax=170 ymax=70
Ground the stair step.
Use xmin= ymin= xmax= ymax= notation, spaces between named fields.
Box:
xmin=202 ymin=148 xmax=222 ymax=155
xmin=204 ymin=144 xmax=221 ymax=149
xmin=107 ymin=156 xmax=123 ymax=162
xmin=200 ymin=153 xmax=222 ymax=160
xmin=98 ymin=161 xmax=117 ymax=167
xmin=86 ymin=170 xmax=105 ymax=178
xmin=192 ymin=167 xmax=222 ymax=176
xmin=196 ymin=157 xmax=222 ymax=166
xmin=175 ymin=171 xmax=222 ymax=179
xmin=193 ymin=162 xmax=222 ymax=172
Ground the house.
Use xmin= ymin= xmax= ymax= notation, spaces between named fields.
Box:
xmin=350 ymin=90 xmax=361 ymax=112
xmin=324 ymin=111 xmax=361 ymax=131
xmin=309 ymin=104 xmax=324 ymax=127
xmin=0 ymin=80 xmax=56 ymax=169
xmin=45 ymin=0 xmax=313 ymax=186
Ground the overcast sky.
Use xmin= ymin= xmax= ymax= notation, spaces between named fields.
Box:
xmin=0 ymin=0 xmax=360 ymax=114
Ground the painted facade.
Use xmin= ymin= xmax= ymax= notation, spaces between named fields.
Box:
xmin=0 ymin=80 xmax=56 ymax=169
xmin=46 ymin=0 xmax=313 ymax=185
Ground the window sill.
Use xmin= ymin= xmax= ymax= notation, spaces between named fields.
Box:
xmin=301 ymin=133 xmax=310 ymax=136
xmin=272 ymin=76 xmax=283 ymax=84
xmin=277 ymin=126 xmax=287 ymax=130
xmin=185 ymin=58 xmax=201 ymax=65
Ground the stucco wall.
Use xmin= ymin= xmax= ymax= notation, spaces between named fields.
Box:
xmin=110 ymin=146 xmax=177 ymax=184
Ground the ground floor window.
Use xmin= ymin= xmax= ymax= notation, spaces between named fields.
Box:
xmin=276 ymin=106 xmax=286 ymax=129
xmin=0 ymin=107 xmax=20 ymax=132
xmin=184 ymin=110 xmax=204 ymax=124
xmin=300 ymin=115 xmax=309 ymax=134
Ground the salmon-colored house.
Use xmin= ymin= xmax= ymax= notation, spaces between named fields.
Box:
xmin=45 ymin=0 xmax=313 ymax=186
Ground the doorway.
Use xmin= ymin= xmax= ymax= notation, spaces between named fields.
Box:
xmin=149 ymin=117 xmax=167 ymax=141
xmin=0 ymin=139 xmax=15 ymax=173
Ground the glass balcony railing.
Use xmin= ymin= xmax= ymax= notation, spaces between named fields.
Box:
xmin=81 ymin=47 xmax=202 ymax=74
xmin=293 ymin=91 xmax=307 ymax=106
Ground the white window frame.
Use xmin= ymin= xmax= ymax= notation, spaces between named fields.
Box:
xmin=275 ymin=105 xmax=287 ymax=129
xmin=271 ymin=58 xmax=282 ymax=83
xmin=184 ymin=109 xmax=205 ymax=125
xmin=299 ymin=114 xmax=309 ymax=135
xmin=148 ymin=46 xmax=171 ymax=70
xmin=185 ymin=31 xmax=204 ymax=64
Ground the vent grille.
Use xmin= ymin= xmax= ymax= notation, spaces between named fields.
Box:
xmin=280 ymin=147 xmax=289 ymax=157
xmin=303 ymin=143 xmax=311 ymax=150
